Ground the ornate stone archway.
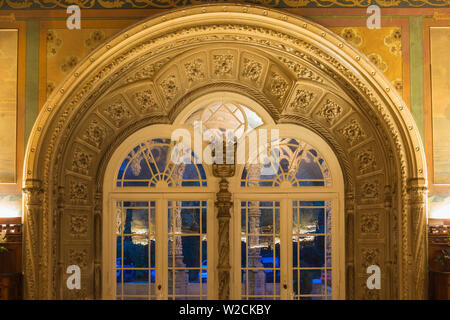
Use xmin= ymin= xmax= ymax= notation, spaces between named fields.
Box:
xmin=23 ymin=4 xmax=428 ymax=300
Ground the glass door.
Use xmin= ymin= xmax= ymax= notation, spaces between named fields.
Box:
xmin=233 ymin=194 xmax=335 ymax=300
xmin=113 ymin=194 xmax=214 ymax=300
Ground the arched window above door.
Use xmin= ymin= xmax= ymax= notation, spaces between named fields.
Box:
xmin=240 ymin=138 xmax=331 ymax=188
xmin=116 ymin=138 xmax=207 ymax=187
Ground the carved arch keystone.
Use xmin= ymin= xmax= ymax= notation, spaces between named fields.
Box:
xmin=23 ymin=4 xmax=427 ymax=300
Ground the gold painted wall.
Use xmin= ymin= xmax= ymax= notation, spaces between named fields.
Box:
xmin=0 ymin=29 xmax=18 ymax=183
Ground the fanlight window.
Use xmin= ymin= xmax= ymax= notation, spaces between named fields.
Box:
xmin=241 ymin=138 xmax=331 ymax=187
xmin=185 ymin=101 xmax=263 ymax=138
xmin=117 ymin=138 xmax=207 ymax=187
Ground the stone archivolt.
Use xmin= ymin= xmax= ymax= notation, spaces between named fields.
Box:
xmin=23 ymin=5 xmax=427 ymax=300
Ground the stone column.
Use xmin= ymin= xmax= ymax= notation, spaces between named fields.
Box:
xmin=406 ymin=177 xmax=428 ymax=299
xmin=22 ymin=179 xmax=43 ymax=300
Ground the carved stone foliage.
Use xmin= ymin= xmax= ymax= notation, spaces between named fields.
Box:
xmin=269 ymin=72 xmax=289 ymax=101
xmin=289 ymin=89 xmax=315 ymax=113
xmin=69 ymin=249 xmax=88 ymax=269
xmin=133 ymin=89 xmax=159 ymax=113
xmin=241 ymin=58 xmax=263 ymax=82
xmin=71 ymin=148 xmax=93 ymax=175
xmin=339 ymin=119 xmax=366 ymax=146
xmin=83 ymin=119 xmax=107 ymax=149
xmin=317 ymin=99 xmax=343 ymax=125
xmin=160 ymin=74 xmax=179 ymax=101
xmin=184 ymin=58 xmax=205 ymax=83
xmin=70 ymin=214 xmax=88 ymax=238
xmin=101 ymin=99 xmax=133 ymax=127
xmin=356 ymin=148 xmax=377 ymax=174
xmin=277 ymin=57 xmax=324 ymax=83
xmin=69 ymin=180 xmax=88 ymax=204
xmin=213 ymin=54 xmax=234 ymax=76
xmin=361 ymin=248 xmax=380 ymax=269
xmin=360 ymin=213 xmax=380 ymax=233
xmin=360 ymin=180 xmax=380 ymax=203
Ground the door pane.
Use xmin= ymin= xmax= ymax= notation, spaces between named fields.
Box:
xmin=292 ymin=200 xmax=332 ymax=300
xmin=241 ymin=201 xmax=281 ymax=300
xmin=116 ymin=201 xmax=156 ymax=300
xmin=168 ymin=200 xmax=208 ymax=300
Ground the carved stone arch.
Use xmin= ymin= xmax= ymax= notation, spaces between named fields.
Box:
xmin=23 ymin=4 xmax=427 ymax=300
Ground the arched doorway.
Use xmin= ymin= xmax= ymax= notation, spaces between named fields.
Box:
xmin=102 ymin=94 xmax=345 ymax=300
xmin=23 ymin=4 xmax=428 ymax=300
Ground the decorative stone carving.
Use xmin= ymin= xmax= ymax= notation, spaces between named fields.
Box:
xmin=133 ymin=89 xmax=158 ymax=113
xmin=213 ymin=54 xmax=233 ymax=76
xmin=360 ymin=213 xmax=380 ymax=233
xmin=70 ymin=181 xmax=88 ymax=203
xmin=83 ymin=119 xmax=106 ymax=148
xmin=160 ymin=74 xmax=178 ymax=101
xmin=23 ymin=179 xmax=43 ymax=300
xmin=242 ymin=58 xmax=263 ymax=82
xmin=361 ymin=180 xmax=379 ymax=201
xmin=339 ymin=119 xmax=366 ymax=146
xmin=102 ymin=100 xmax=132 ymax=127
xmin=212 ymin=143 xmax=236 ymax=300
xmin=289 ymin=89 xmax=315 ymax=112
xmin=70 ymin=214 xmax=88 ymax=237
xmin=184 ymin=58 xmax=205 ymax=83
xmin=69 ymin=249 xmax=88 ymax=268
xmin=71 ymin=148 xmax=93 ymax=175
xmin=361 ymin=248 xmax=380 ymax=269
xmin=356 ymin=149 xmax=377 ymax=174
xmin=277 ymin=57 xmax=324 ymax=83
xmin=125 ymin=57 xmax=172 ymax=83
xmin=269 ymin=72 xmax=289 ymax=101
xmin=317 ymin=99 xmax=343 ymax=125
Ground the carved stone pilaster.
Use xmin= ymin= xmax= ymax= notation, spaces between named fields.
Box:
xmin=22 ymin=179 xmax=43 ymax=300
xmin=56 ymin=186 xmax=64 ymax=300
xmin=213 ymin=143 xmax=235 ymax=300
xmin=345 ymin=191 xmax=355 ymax=299
xmin=93 ymin=191 xmax=102 ymax=300
xmin=406 ymin=178 xmax=428 ymax=299
xmin=384 ymin=185 xmax=394 ymax=299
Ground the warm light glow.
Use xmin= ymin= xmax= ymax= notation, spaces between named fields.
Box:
xmin=0 ymin=205 xmax=20 ymax=218
xmin=430 ymin=203 xmax=450 ymax=220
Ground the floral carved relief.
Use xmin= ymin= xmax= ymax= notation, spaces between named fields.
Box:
xmin=361 ymin=180 xmax=379 ymax=201
xmin=71 ymin=148 xmax=93 ymax=175
xmin=242 ymin=58 xmax=263 ymax=82
xmin=102 ymin=100 xmax=132 ymax=127
xmin=213 ymin=54 xmax=234 ymax=76
xmin=69 ymin=249 xmax=88 ymax=268
xmin=269 ymin=72 xmax=289 ymax=101
xmin=361 ymin=248 xmax=380 ymax=269
xmin=317 ymin=99 xmax=343 ymax=125
xmin=184 ymin=58 xmax=205 ymax=83
xmin=289 ymin=89 xmax=315 ymax=112
xmin=133 ymin=90 xmax=159 ymax=113
xmin=339 ymin=119 xmax=366 ymax=146
xmin=361 ymin=213 xmax=380 ymax=233
xmin=356 ymin=149 xmax=377 ymax=174
xmin=83 ymin=119 xmax=106 ymax=148
xmin=70 ymin=214 xmax=88 ymax=237
xmin=70 ymin=181 xmax=88 ymax=203
xmin=160 ymin=75 xmax=178 ymax=101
